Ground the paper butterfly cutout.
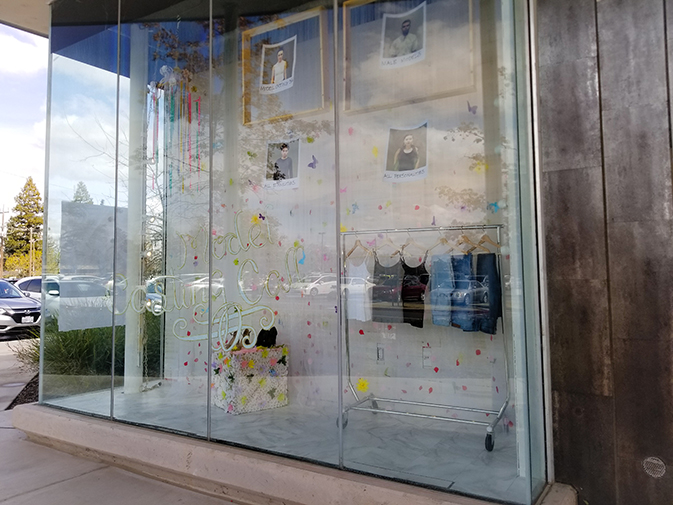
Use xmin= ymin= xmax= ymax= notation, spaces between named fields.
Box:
xmin=258 ymin=213 xmax=265 ymax=220
xmin=298 ymin=249 xmax=306 ymax=265
xmin=340 ymin=187 xmax=347 ymax=193
xmin=467 ymin=101 xmax=478 ymax=114
xmin=308 ymin=155 xmax=318 ymax=169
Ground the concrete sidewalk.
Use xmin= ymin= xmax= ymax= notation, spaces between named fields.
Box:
xmin=0 ymin=410 xmax=248 ymax=505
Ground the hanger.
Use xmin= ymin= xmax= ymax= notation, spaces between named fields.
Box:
xmin=428 ymin=234 xmax=454 ymax=254
xmin=373 ymin=235 xmax=400 ymax=258
xmin=457 ymin=233 xmax=490 ymax=254
xmin=478 ymin=232 xmax=501 ymax=250
xmin=400 ymin=234 xmax=426 ymax=256
xmin=346 ymin=238 xmax=371 ymax=258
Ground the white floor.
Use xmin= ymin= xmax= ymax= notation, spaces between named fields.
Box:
xmin=43 ymin=380 xmax=528 ymax=504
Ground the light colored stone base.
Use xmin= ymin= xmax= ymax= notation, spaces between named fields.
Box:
xmin=12 ymin=403 xmax=575 ymax=505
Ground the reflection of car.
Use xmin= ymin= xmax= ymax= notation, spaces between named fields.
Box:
xmin=303 ymin=274 xmax=337 ymax=296
xmin=44 ymin=280 xmax=111 ymax=320
xmin=290 ymin=273 xmax=323 ymax=293
xmin=340 ymin=277 xmax=375 ymax=296
xmin=452 ymin=280 xmax=488 ymax=305
xmin=0 ymin=280 xmax=41 ymax=335
xmin=371 ymin=276 xmax=402 ymax=304
xmin=15 ymin=276 xmax=45 ymax=300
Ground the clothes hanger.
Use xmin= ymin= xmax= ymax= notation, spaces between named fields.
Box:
xmin=400 ymin=233 xmax=427 ymax=256
xmin=428 ymin=234 xmax=454 ymax=254
xmin=373 ymin=235 xmax=400 ymax=258
xmin=346 ymin=237 xmax=371 ymax=258
xmin=478 ymin=232 xmax=501 ymax=250
xmin=457 ymin=233 xmax=489 ymax=254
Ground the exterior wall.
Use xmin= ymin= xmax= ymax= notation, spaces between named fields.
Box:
xmin=538 ymin=0 xmax=673 ymax=503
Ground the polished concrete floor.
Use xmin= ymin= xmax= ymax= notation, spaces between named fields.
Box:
xmin=43 ymin=379 xmax=529 ymax=504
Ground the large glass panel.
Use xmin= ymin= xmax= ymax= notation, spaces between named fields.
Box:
xmin=111 ymin=0 xmax=212 ymax=436
xmin=336 ymin=0 xmax=542 ymax=502
xmin=207 ymin=0 xmax=340 ymax=464
xmin=41 ymin=2 xmax=120 ymax=416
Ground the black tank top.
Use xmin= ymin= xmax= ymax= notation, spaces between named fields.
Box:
xmin=401 ymin=255 xmax=429 ymax=328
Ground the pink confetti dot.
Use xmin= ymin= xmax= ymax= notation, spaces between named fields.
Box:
xmin=456 ymin=359 xmax=460 ymax=366
xmin=462 ymin=385 xmax=467 ymax=391
xmin=187 ymin=331 xmax=191 ymax=336
xmin=184 ymin=362 xmax=188 ymax=366
xmin=414 ymin=205 xmax=420 ymax=210
xmin=194 ymin=358 xmax=198 ymax=362
xmin=275 ymin=296 xmax=280 ymax=301
xmin=359 ymin=329 xmax=364 ymax=335
xmin=378 ymin=205 xmax=382 ymax=210
xmin=406 ymin=362 xmax=411 ymax=367
xmin=434 ymin=367 xmax=439 ymax=373
xmin=419 ymin=386 xmax=423 ymax=390
xmin=476 ymin=349 xmax=482 ymax=355
xmin=402 ymin=390 xmax=407 ymax=394
xmin=194 ymin=256 xmax=198 ymax=260
xmin=307 ymin=334 xmax=312 ymax=339
xmin=307 ymin=321 xmax=312 ymax=326
xmin=428 ymin=387 xmax=433 ymax=394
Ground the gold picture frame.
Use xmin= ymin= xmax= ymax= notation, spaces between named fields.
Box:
xmin=342 ymin=0 xmax=476 ymax=114
xmin=241 ymin=7 xmax=328 ymax=126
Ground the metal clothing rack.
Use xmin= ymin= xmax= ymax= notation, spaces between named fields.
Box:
xmin=339 ymin=224 xmax=508 ymax=452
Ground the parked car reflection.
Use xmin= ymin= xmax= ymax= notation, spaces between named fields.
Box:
xmin=0 ymin=279 xmax=41 ymax=336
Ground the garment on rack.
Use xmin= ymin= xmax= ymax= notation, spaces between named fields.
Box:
xmin=450 ymin=253 xmax=480 ymax=331
xmin=429 ymin=254 xmax=455 ymax=326
xmin=401 ymin=254 xmax=429 ymax=328
xmin=345 ymin=258 xmax=372 ymax=322
xmin=371 ymin=254 xmax=404 ymax=323
xmin=476 ymin=253 xmax=502 ymax=334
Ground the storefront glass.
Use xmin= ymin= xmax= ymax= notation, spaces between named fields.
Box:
xmin=42 ymin=0 xmax=545 ymax=502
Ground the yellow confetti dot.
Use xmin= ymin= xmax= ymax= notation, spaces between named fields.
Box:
xmin=278 ymin=393 xmax=286 ymax=402
xmin=340 ymin=224 xmax=347 ymax=233
xmin=251 ymin=215 xmax=260 ymax=224
xmin=385 ymin=200 xmax=392 ymax=208
xmin=259 ymin=378 xmax=267 ymax=387
xmin=356 ymin=378 xmax=369 ymax=392
xmin=241 ymin=396 xmax=247 ymax=405
xmin=372 ymin=146 xmax=379 ymax=158
xmin=221 ymin=391 xmax=227 ymax=399
xmin=229 ymin=178 xmax=234 ymax=185
xmin=294 ymin=240 xmax=300 ymax=247
xmin=307 ymin=136 xmax=314 ymax=143
xmin=234 ymin=259 xmax=239 ymax=265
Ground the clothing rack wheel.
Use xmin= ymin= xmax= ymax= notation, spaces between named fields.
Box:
xmin=485 ymin=433 xmax=494 ymax=452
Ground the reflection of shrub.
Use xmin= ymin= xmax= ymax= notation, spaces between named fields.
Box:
xmin=16 ymin=315 xmax=163 ymax=384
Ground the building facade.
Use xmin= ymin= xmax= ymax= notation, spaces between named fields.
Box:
xmin=15 ymin=0 xmax=673 ymax=504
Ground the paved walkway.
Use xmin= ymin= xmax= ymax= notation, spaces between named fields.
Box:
xmin=0 ymin=410 xmax=248 ymax=505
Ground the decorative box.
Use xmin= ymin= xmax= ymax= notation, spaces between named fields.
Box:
xmin=212 ymin=345 xmax=288 ymax=415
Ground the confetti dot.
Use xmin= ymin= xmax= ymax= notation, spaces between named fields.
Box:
xmin=429 ymin=387 xmax=433 ymax=394
xmin=359 ymin=329 xmax=364 ymax=335
xmin=406 ymin=362 xmax=411 ymax=367
xmin=434 ymin=367 xmax=439 ymax=373
xmin=387 ymin=325 xmax=392 ymax=330
xmin=402 ymin=390 xmax=407 ymax=394
xmin=278 ymin=241 xmax=282 ymax=246
xmin=307 ymin=334 xmax=312 ymax=339
xmin=275 ymin=296 xmax=280 ymax=301
xmin=348 ymin=127 xmax=354 ymax=135
xmin=462 ymin=385 xmax=467 ymax=391
xmin=194 ymin=358 xmax=198 ymax=362
xmin=419 ymin=386 xmax=423 ymax=390
xmin=307 ymin=321 xmax=312 ymax=325
xmin=187 ymin=331 xmax=191 ymax=336
xmin=414 ymin=205 xmax=420 ymax=210
xmin=378 ymin=205 xmax=383 ymax=210
xmin=476 ymin=349 xmax=481 ymax=355
xmin=509 ymin=420 xmax=514 ymax=427
xmin=496 ymin=387 xmax=500 ymax=393
xmin=184 ymin=362 xmax=188 ymax=366
xmin=273 ymin=311 xmax=278 ymax=315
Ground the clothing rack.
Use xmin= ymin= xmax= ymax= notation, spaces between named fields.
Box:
xmin=339 ymin=224 xmax=508 ymax=452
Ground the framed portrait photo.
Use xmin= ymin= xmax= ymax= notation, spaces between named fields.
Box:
xmin=383 ymin=122 xmax=428 ymax=183
xmin=241 ymin=8 xmax=328 ymax=125
xmin=264 ymin=138 xmax=301 ymax=191
xmin=343 ymin=0 xmax=475 ymax=113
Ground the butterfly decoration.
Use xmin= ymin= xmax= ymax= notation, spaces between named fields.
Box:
xmin=488 ymin=201 xmax=500 ymax=213
xmin=351 ymin=203 xmax=359 ymax=214
xmin=298 ymin=249 xmax=306 ymax=265
xmin=366 ymin=239 xmax=376 ymax=247
xmin=340 ymin=187 xmax=347 ymax=193
xmin=467 ymin=101 xmax=478 ymax=115
xmin=431 ymin=215 xmax=436 ymax=226
xmin=258 ymin=213 xmax=266 ymax=221
xmin=247 ymin=151 xmax=257 ymax=159
xmin=308 ymin=155 xmax=318 ymax=169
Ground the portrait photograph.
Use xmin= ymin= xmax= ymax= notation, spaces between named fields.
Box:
xmin=343 ymin=0 xmax=474 ymax=113
xmin=384 ymin=122 xmax=428 ymax=182
xmin=260 ymin=36 xmax=297 ymax=95
xmin=241 ymin=8 xmax=328 ymax=125
xmin=380 ymin=2 xmax=426 ymax=69
xmin=264 ymin=138 xmax=301 ymax=190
